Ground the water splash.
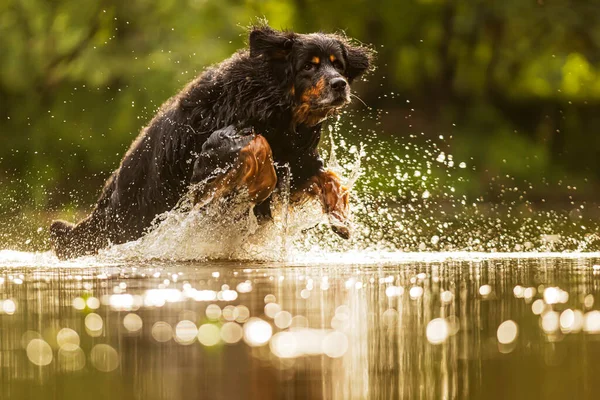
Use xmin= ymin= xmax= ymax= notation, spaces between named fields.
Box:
xmin=92 ymin=109 xmax=600 ymax=263
xmin=294 ymin=110 xmax=600 ymax=256
xmin=2 ymin=106 xmax=600 ymax=263
xmin=101 ymin=179 xmax=331 ymax=262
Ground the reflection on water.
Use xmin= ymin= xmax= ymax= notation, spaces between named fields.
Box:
xmin=2 ymin=256 xmax=600 ymax=399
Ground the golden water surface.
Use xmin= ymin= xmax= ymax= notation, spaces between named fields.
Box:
xmin=1 ymin=256 xmax=600 ymax=399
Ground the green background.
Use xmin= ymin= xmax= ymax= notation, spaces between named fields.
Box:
xmin=1 ymin=0 xmax=600 ymax=249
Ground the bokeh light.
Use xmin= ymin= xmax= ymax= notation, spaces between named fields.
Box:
xmin=584 ymin=310 xmax=600 ymax=333
xmin=382 ymin=308 xmax=399 ymax=327
xmin=151 ymin=321 xmax=173 ymax=342
xmin=220 ymin=322 xmax=243 ymax=344
xmin=123 ymin=313 xmax=143 ymax=333
xmin=243 ymin=318 xmax=272 ymax=346
xmin=85 ymin=313 xmax=103 ymax=336
xmin=409 ymin=286 xmax=424 ymax=299
xmin=479 ymin=285 xmax=492 ymax=297
xmin=26 ymin=339 xmax=53 ymax=366
xmin=175 ymin=320 xmax=198 ymax=344
xmin=264 ymin=294 xmax=276 ymax=304
xmin=541 ymin=311 xmax=560 ymax=334
xmin=222 ymin=305 xmax=239 ymax=321
xmin=90 ymin=344 xmax=120 ymax=372
xmin=264 ymin=303 xmax=281 ymax=319
xmin=236 ymin=281 xmax=252 ymax=293
xmin=56 ymin=328 xmax=80 ymax=348
xmin=2 ymin=299 xmax=16 ymax=315
xmin=524 ymin=287 xmax=536 ymax=300
xmin=426 ymin=318 xmax=449 ymax=344
xmin=206 ymin=304 xmax=222 ymax=320
xmin=532 ymin=299 xmax=545 ymax=315
xmin=72 ymin=297 xmax=86 ymax=310
xmin=560 ymin=309 xmax=584 ymax=333
xmin=274 ymin=311 xmax=293 ymax=329
xmin=295 ymin=329 xmax=323 ymax=355
xmin=235 ymin=305 xmax=250 ymax=323
xmin=197 ymin=324 xmax=221 ymax=346
xmin=58 ymin=344 xmax=86 ymax=372
xmin=513 ymin=286 xmax=524 ymax=298
xmin=385 ymin=286 xmax=404 ymax=297
xmin=110 ymin=294 xmax=142 ymax=311
xmin=440 ymin=291 xmax=454 ymax=304
xmin=270 ymin=332 xmax=299 ymax=358
xmin=144 ymin=289 xmax=182 ymax=307
xmin=221 ymin=290 xmax=238 ymax=301
xmin=322 ymin=331 xmax=349 ymax=358
xmin=543 ymin=287 xmax=560 ymax=304
xmin=584 ymin=294 xmax=595 ymax=309
xmin=497 ymin=320 xmax=519 ymax=344
xmin=86 ymin=296 xmax=100 ymax=309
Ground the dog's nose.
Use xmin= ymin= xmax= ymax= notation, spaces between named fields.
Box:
xmin=330 ymin=78 xmax=347 ymax=91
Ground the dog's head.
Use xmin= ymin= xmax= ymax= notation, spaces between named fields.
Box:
xmin=249 ymin=25 xmax=373 ymax=127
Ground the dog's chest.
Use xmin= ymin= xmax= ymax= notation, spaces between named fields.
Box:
xmin=268 ymin=125 xmax=322 ymax=162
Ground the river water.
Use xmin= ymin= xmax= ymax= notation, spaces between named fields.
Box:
xmin=1 ymin=251 xmax=600 ymax=399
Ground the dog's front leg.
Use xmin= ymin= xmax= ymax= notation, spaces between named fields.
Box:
xmin=291 ymin=169 xmax=351 ymax=239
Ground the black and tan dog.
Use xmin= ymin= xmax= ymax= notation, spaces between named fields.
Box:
xmin=50 ymin=24 xmax=373 ymax=259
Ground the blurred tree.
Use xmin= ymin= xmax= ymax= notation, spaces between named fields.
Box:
xmin=1 ymin=0 xmax=600 ymax=218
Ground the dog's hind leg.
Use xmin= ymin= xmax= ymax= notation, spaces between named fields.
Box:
xmin=50 ymin=211 xmax=110 ymax=259
xmin=190 ymin=126 xmax=277 ymax=209
xmin=50 ymin=173 xmax=117 ymax=259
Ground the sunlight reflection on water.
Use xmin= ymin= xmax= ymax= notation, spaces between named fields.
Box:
xmin=2 ymin=254 xmax=600 ymax=399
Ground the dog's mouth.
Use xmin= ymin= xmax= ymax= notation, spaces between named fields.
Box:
xmin=309 ymin=104 xmax=344 ymax=118
xmin=293 ymin=93 xmax=350 ymax=126
xmin=315 ymin=93 xmax=350 ymax=109
xmin=306 ymin=96 xmax=349 ymax=122
xmin=325 ymin=97 xmax=348 ymax=107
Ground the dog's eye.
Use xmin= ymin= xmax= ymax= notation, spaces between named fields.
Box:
xmin=303 ymin=63 xmax=315 ymax=71
xmin=333 ymin=60 xmax=344 ymax=71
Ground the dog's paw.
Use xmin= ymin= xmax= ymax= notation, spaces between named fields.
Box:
xmin=292 ymin=170 xmax=351 ymax=239
xmin=329 ymin=217 xmax=351 ymax=239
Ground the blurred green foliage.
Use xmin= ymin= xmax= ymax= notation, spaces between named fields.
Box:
xmin=1 ymin=0 xmax=600 ymax=218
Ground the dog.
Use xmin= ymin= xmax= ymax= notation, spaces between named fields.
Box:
xmin=50 ymin=24 xmax=373 ymax=259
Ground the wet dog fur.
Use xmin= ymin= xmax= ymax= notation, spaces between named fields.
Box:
xmin=50 ymin=24 xmax=373 ymax=259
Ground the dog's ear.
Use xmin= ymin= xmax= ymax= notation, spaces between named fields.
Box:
xmin=339 ymin=40 xmax=374 ymax=83
xmin=249 ymin=26 xmax=295 ymax=59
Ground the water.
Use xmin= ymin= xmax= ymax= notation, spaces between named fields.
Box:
xmin=2 ymin=253 xmax=600 ymax=399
